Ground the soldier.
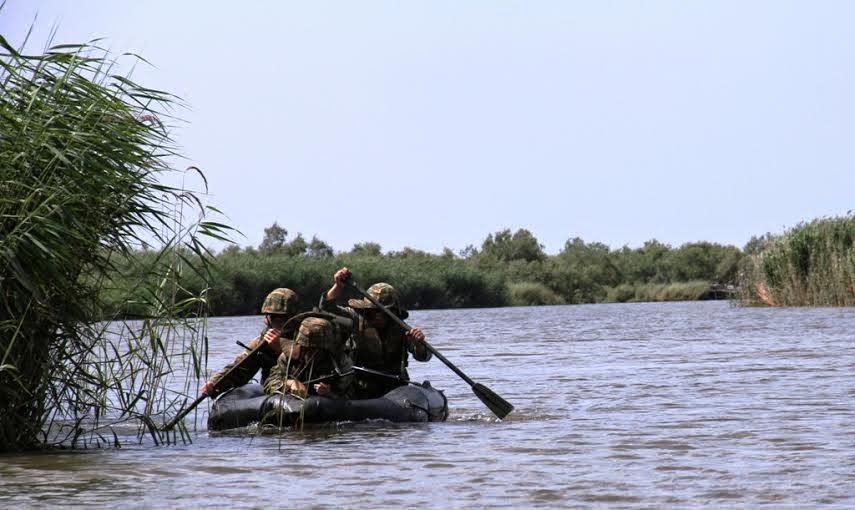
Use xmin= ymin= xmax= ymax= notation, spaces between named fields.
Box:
xmin=200 ymin=288 xmax=300 ymax=397
xmin=264 ymin=317 xmax=353 ymax=399
xmin=320 ymin=267 xmax=431 ymax=399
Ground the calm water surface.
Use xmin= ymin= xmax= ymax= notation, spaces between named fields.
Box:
xmin=1 ymin=301 xmax=854 ymax=508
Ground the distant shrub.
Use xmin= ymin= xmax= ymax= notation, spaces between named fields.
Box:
xmin=606 ymin=283 xmax=637 ymax=303
xmin=604 ymin=281 xmax=710 ymax=302
xmin=508 ymin=282 xmax=565 ymax=306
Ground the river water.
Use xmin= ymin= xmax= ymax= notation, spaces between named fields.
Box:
xmin=1 ymin=301 xmax=853 ymax=508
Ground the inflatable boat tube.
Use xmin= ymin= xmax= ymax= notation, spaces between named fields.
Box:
xmin=208 ymin=381 xmax=448 ymax=431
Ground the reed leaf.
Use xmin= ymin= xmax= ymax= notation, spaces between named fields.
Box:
xmin=739 ymin=215 xmax=855 ymax=306
xmin=0 ymin=31 xmax=234 ymax=451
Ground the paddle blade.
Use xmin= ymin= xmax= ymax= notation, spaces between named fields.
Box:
xmin=472 ymin=383 xmax=514 ymax=419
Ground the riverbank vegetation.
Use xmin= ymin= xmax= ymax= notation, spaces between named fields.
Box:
xmin=102 ymin=224 xmax=744 ymax=316
xmin=141 ymin=214 xmax=850 ymax=314
xmin=0 ymin=36 xmax=228 ymax=451
xmin=739 ymin=215 xmax=855 ymax=306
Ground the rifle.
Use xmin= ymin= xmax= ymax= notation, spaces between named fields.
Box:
xmin=302 ymin=369 xmax=355 ymax=387
xmin=270 ymin=369 xmax=355 ymax=399
xmin=351 ymin=365 xmax=405 ymax=382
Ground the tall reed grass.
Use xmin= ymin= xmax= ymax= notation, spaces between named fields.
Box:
xmin=605 ymin=280 xmax=713 ymax=303
xmin=740 ymin=215 xmax=855 ymax=306
xmin=507 ymin=282 xmax=564 ymax=306
xmin=0 ymin=34 xmax=230 ymax=451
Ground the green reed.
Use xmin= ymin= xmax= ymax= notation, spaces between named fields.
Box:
xmin=0 ymin=34 xmax=231 ymax=451
xmin=740 ymin=215 xmax=855 ymax=306
xmin=507 ymin=281 xmax=565 ymax=306
xmin=605 ymin=280 xmax=713 ymax=303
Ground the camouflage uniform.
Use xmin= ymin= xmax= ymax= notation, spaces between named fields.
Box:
xmin=264 ymin=317 xmax=354 ymax=399
xmin=204 ymin=288 xmax=299 ymax=397
xmin=319 ymin=282 xmax=431 ymax=399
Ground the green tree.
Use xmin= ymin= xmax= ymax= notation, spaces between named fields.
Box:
xmin=307 ymin=235 xmax=334 ymax=257
xmin=284 ymin=233 xmax=308 ymax=256
xmin=350 ymin=242 xmax=382 ymax=257
xmin=613 ymin=239 xmax=671 ymax=283
xmin=259 ymin=222 xmax=287 ymax=254
xmin=551 ymin=237 xmax=619 ymax=302
xmin=458 ymin=244 xmax=478 ymax=259
xmin=714 ymin=246 xmax=743 ymax=283
xmin=662 ymin=242 xmax=739 ymax=282
xmin=389 ymin=247 xmax=430 ymax=258
xmin=480 ymin=228 xmax=546 ymax=262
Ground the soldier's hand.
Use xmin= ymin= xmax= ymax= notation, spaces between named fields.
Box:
xmin=314 ymin=382 xmax=331 ymax=396
xmin=334 ymin=267 xmax=351 ymax=284
xmin=406 ymin=327 xmax=425 ymax=343
xmin=200 ymin=381 xmax=214 ymax=396
xmin=286 ymin=378 xmax=308 ymax=398
xmin=263 ymin=328 xmax=282 ymax=344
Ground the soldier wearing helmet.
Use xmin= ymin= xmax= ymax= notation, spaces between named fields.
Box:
xmin=264 ymin=316 xmax=353 ymax=399
xmin=200 ymin=288 xmax=300 ymax=397
xmin=319 ymin=267 xmax=431 ymax=399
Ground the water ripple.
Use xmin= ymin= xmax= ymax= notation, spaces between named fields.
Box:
xmin=2 ymin=302 xmax=854 ymax=508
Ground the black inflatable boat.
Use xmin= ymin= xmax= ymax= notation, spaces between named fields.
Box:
xmin=208 ymin=382 xmax=448 ymax=431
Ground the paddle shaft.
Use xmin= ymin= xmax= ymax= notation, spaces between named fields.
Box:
xmin=346 ymin=279 xmax=513 ymax=418
xmin=162 ymin=394 xmax=207 ymax=431
xmin=161 ymin=327 xmax=270 ymax=430
xmin=346 ymin=281 xmax=476 ymax=387
xmin=236 ymin=340 xmax=276 ymax=362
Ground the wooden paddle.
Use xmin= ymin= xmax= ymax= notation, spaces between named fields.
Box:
xmin=346 ymin=279 xmax=514 ymax=419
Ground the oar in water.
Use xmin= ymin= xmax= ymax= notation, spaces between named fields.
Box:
xmin=160 ymin=327 xmax=271 ymax=431
xmin=346 ymin=279 xmax=514 ymax=419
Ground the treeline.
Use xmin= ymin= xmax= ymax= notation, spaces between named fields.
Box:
xmin=739 ymin=215 xmax=855 ymax=306
xmin=106 ymin=223 xmax=745 ymax=316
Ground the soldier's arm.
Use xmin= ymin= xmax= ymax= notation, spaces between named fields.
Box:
xmin=406 ymin=327 xmax=432 ymax=362
xmin=202 ymin=336 xmax=268 ymax=396
xmin=320 ymin=267 xmax=352 ymax=310
xmin=263 ymin=353 xmax=288 ymax=394
xmin=318 ymin=292 xmax=360 ymax=326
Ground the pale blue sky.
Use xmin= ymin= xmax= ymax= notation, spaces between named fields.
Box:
xmin=4 ymin=1 xmax=854 ymax=254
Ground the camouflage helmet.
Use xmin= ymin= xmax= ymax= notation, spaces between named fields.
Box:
xmin=347 ymin=282 xmax=409 ymax=319
xmin=295 ymin=317 xmax=336 ymax=350
xmin=260 ymin=288 xmax=298 ymax=315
